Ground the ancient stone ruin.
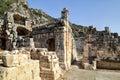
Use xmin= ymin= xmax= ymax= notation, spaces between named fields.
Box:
xmin=78 ymin=26 xmax=120 ymax=70
xmin=0 ymin=0 xmax=120 ymax=80
xmin=0 ymin=3 xmax=77 ymax=79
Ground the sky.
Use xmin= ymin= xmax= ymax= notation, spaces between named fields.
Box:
xmin=27 ymin=0 xmax=120 ymax=35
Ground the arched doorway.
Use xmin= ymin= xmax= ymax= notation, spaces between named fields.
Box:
xmin=47 ymin=38 xmax=55 ymax=51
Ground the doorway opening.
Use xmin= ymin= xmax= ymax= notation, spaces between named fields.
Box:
xmin=0 ymin=38 xmax=6 ymax=50
xmin=47 ymin=38 xmax=55 ymax=51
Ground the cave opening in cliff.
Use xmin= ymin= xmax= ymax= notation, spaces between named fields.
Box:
xmin=47 ymin=38 xmax=55 ymax=51
xmin=13 ymin=14 xmax=26 ymax=25
xmin=17 ymin=27 xmax=29 ymax=36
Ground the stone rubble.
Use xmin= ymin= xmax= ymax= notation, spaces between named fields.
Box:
xmin=79 ymin=26 xmax=120 ymax=70
xmin=31 ymin=48 xmax=63 ymax=80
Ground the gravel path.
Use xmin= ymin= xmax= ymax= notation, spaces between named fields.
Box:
xmin=59 ymin=65 xmax=120 ymax=80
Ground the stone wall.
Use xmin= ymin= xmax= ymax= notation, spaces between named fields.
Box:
xmin=32 ymin=24 xmax=77 ymax=70
xmin=1 ymin=11 xmax=32 ymax=50
xmin=32 ymin=8 xmax=78 ymax=71
xmin=97 ymin=60 xmax=120 ymax=69
xmin=75 ymin=37 xmax=85 ymax=54
xmin=0 ymin=50 xmax=41 ymax=80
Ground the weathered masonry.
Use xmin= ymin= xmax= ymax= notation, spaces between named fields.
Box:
xmin=0 ymin=7 xmax=77 ymax=80
xmin=32 ymin=8 xmax=77 ymax=70
xmin=0 ymin=12 xmax=32 ymax=50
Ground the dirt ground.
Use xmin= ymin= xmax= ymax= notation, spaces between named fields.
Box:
xmin=58 ymin=65 xmax=120 ymax=80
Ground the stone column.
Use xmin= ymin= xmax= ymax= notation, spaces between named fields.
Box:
xmin=92 ymin=60 xmax=96 ymax=70
xmin=30 ymin=38 xmax=35 ymax=48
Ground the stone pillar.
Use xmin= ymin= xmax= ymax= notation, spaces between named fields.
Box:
xmin=61 ymin=8 xmax=69 ymax=26
xmin=30 ymin=38 xmax=35 ymax=48
xmin=105 ymin=27 xmax=109 ymax=32
xmin=63 ymin=26 xmax=73 ymax=70
xmin=92 ymin=61 xmax=96 ymax=70
xmin=25 ymin=19 xmax=32 ymax=31
xmin=61 ymin=8 xmax=69 ymax=21
xmin=13 ymin=41 xmax=17 ymax=49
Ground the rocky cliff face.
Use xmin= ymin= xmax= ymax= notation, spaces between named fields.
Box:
xmin=0 ymin=0 xmax=85 ymax=36
xmin=0 ymin=0 xmax=55 ymax=24
xmin=0 ymin=0 xmax=29 ymax=17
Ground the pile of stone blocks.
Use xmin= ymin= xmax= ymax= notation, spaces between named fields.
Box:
xmin=30 ymin=48 xmax=62 ymax=80
xmin=40 ymin=51 xmax=62 ymax=80
xmin=0 ymin=50 xmax=41 ymax=80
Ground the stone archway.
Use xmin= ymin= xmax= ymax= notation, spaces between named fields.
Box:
xmin=47 ymin=38 xmax=55 ymax=51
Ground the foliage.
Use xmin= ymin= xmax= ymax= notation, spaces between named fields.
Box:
xmin=30 ymin=8 xmax=54 ymax=20
xmin=70 ymin=23 xmax=86 ymax=37
xmin=0 ymin=0 xmax=18 ymax=17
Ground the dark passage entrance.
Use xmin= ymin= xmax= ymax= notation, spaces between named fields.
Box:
xmin=17 ymin=27 xmax=29 ymax=36
xmin=0 ymin=38 xmax=6 ymax=50
xmin=47 ymin=38 xmax=55 ymax=51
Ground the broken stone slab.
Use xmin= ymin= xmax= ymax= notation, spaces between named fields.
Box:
xmin=2 ymin=54 xmax=19 ymax=67
xmin=83 ymin=63 xmax=91 ymax=70
xmin=30 ymin=48 xmax=48 ymax=60
xmin=0 ymin=51 xmax=11 ymax=59
xmin=2 ymin=52 xmax=29 ymax=67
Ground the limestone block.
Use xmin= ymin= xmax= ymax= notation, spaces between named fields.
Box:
xmin=24 ymin=71 xmax=32 ymax=80
xmin=40 ymin=56 xmax=49 ymax=62
xmin=17 ymin=65 xmax=26 ymax=80
xmin=32 ymin=60 xmax=40 ymax=77
xmin=34 ymin=77 xmax=41 ymax=80
xmin=2 ymin=53 xmax=30 ymax=67
xmin=0 ymin=68 xmax=7 ymax=80
xmin=18 ymin=54 xmax=29 ymax=65
xmin=1 ymin=51 xmax=10 ymax=56
xmin=39 ymin=51 xmax=47 ymax=56
xmin=2 ymin=54 xmax=19 ymax=67
xmin=19 ymin=50 xmax=31 ymax=59
xmin=83 ymin=63 xmax=91 ymax=69
xmin=92 ymin=61 xmax=96 ymax=70
xmin=0 ymin=51 xmax=41 ymax=80
xmin=30 ymin=38 xmax=35 ymax=48
xmin=5 ymin=67 xmax=17 ymax=80
xmin=30 ymin=48 xmax=48 ymax=60
xmin=40 ymin=62 xmax=50 ymax=68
